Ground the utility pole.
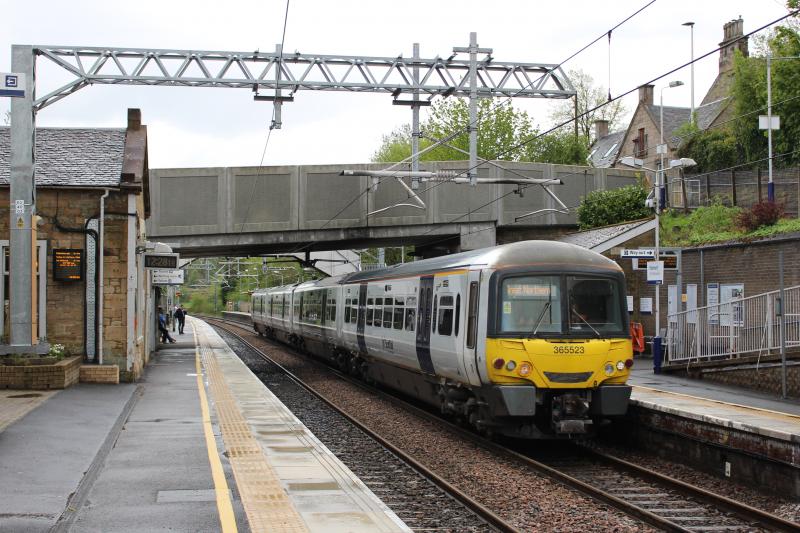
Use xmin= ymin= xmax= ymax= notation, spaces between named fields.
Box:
xmin=454 ymin=33 xmax=492 ymax=186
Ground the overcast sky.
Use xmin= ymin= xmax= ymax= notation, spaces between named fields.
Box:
xmin=2 ymin=1 xmax=791 ymax=169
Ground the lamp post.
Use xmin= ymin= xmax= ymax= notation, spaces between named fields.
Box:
xmin=683 ymin=22 xmax=695 ymax=125
xmin=620 ymin=155 xmax=696 ymax=372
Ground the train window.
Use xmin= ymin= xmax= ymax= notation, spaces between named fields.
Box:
xmin=365 ymin=298 xmax=374 ymax=326
xmin=466 ymin=282 xmax=478 ymax=348
xmin=437 ymin=294 xmax=453 ymax=336
xmin=327 ymin=296 xmax=336 ymax=323
xmin=500 ymin=276 xmax=561 ymax=334
xmin=454 ymin=294 xmax=461 ymax=336
xmin=383 ymin=297 xmax=393 ymax=328
xmin=567 ymin=277 xmax=623 ymax=335
xmin=344 ymin=299 xmax=351 ymax=323
xmin=393 ymin=297 xmax=404 ymax=329
xmin=374 ymin=298 xmax=383 ymax=327
xmin=405 ymin=296 xmax=417 ymax=331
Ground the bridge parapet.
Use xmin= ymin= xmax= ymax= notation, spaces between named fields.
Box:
xmin=147 ymin=162 xmax=639 ymax=256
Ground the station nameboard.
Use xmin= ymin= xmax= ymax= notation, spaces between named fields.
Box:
xmin=144 ymin=253 xmax=179 ymax=269
xmin=53 ymin=249 xmax=84 ymax=281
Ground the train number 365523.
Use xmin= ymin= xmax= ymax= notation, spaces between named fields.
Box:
xmin=552 ymin=345 xmax=585 ymax=354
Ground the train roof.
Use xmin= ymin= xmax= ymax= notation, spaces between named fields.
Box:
xmin=256 ymin=241 xmax=621 ymax=293
xmin=342 ymin=240 xmax=621 ymax=283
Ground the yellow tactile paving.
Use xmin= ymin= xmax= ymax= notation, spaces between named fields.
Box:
xmin=197 ymin=325 xmax=309 ymax=533
xmin=192 ymin=318 xmax=411 ymax=533
xmin=0 ymin=389 xmax=57 ymax=432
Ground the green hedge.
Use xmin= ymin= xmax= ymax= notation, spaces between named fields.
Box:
xmin=577 ymin=185 xmax=651 ymax=230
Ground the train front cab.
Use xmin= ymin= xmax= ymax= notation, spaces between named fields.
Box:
xmin=480 ymin=267 xmax=632 ymax=438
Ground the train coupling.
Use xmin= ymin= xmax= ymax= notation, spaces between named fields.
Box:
xmin=552 ymin=393 xmax=592 ymax=434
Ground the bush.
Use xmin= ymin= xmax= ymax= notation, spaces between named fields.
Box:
xmin=736 ymin=201 xmax=785 ymax=232
xmin=577 ymin=185 xmax=651 ymax=230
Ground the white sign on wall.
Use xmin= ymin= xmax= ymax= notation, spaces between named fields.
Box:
xmin=627 ymin=295 xmax=634 ymax=313
xmin=720 ymin=283 xmax=745 ymax=327
xmin=152 ymin=269 xmax=185 ymax=285
xmin=707 ymin=283 xmax=720 ymax=325
xmin=668 ymin=284 xmax=678 ymax=323
xmin=640 ymin=297 xmax=653 ymax=314
xmin=647 ymin=261 xmax=664 ymax=285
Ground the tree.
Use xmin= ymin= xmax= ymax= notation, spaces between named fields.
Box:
xmin=373 ymin=97 xmax=589 ymax=165
xmin=549 ymin=69 xmax=627 ymax=141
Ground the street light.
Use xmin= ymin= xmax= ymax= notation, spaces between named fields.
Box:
xmin=620 ymin=155 xmax=696 ymax=373
xmin=683 ymin=22 xmax=695 ymax=125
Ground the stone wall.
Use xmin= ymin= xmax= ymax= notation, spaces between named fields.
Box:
xmin=0 ymin=188 xmax=132 ymax=372
xmin=0 ymin=356 xmax=81 ymax=389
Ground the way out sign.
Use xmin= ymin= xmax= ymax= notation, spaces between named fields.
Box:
xmin=0 ymin=73 xmax=25 ymax=97
xmin=647 ymin=261 xmax=664 ymax=285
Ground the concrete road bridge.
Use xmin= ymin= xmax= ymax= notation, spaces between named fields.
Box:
xmin=146 ymin=161 xmax=639 ymax=258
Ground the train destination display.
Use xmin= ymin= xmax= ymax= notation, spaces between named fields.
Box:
xmin=53 ymin=249 xmax=84 ymax=281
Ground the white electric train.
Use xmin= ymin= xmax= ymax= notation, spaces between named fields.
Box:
xmin=250 ymin=240 xmax=633 ymax=439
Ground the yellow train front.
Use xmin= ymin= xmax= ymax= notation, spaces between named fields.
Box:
xmin=472 ymin=242 xmax=633 ymax=438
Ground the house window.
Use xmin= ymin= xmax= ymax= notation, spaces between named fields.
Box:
xmin=633 ymin=128 xmax=648 ymax=158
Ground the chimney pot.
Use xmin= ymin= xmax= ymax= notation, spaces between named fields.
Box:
xmin=638 ymin=84 xmax=654 ymax=106
xmin=127 ymin=108 xmax=142 ymax=131
xmin=594 ymin=119 xmax=609 ymax=140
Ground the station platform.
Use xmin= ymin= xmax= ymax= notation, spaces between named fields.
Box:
xmin=628 ymin=365 xmax=800 ymax=442
xmin=0 ymin=318 xmax=410 ymax=533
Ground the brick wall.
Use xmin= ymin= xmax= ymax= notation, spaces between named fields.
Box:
xmin=699 ymin=361 xmax=799 ymax=398
xmin=0 ymin=356 xmax=81 ymax=389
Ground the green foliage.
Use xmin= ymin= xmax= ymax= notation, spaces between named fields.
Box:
xmin=660 ymin=203 xmax=742 ymax=245
xmin=729 ymin=23 xmax=800 ymax=168
xmin=372 ymin=97 xmax=589 ymax=165
xmin=660 ymin=202 xmax=800 ymax=246
xmin=676 ymin=127 xmax=738 ymax=173
xmin=576 ymin=185 xmax=651 ymax=230
xmin=735 ymin=200 xmax=785 ymax=231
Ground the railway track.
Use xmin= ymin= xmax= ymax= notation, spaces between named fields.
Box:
xmin=205 ymin=315 xmax=799 ymax=533
xmin=203 ymin=316 xmax=511 ymax=533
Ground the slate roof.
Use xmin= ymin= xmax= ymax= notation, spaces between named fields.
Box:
xmin=0 ymin=127 xmax=126 ymax=187
xmin=645 ymin=98 xmax=727 ymax=149
xmin=588 ymin=130 xmax=625 ymax=168
xmin=559 ymin=218 xmax=655 ymax=254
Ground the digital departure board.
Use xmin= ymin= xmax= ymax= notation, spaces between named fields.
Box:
xmin=144 ymin=253 xmax=179 ymax=269
xmin=53 ymin=249 xmax=84 ymax=281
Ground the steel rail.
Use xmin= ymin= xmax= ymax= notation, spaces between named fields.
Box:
xmin=207 ymin=315 xmax=798 ymax=533
xmin=203 ymin=316 xmax=519 ymax=533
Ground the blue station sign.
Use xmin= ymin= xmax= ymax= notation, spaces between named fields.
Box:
xmin=0 ymin=73 xmax=25 ymax=98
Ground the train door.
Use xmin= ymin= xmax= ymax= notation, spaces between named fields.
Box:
xmin=463 ymin=270 xmax=482 ymax=386
xmin=415 ymin=275 xmax=435 ymax=374
xmin=356 ymin=283 xmax=367 ymax=354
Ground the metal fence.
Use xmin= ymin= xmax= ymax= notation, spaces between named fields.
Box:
xmin=666 ymin=284 xmax=800 ymax=364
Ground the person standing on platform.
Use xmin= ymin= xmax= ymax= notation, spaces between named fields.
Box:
xmin=175 ymin=306 xmax=186 ymax=335
xmin=158 ymin=306 xmax=176 ymax=343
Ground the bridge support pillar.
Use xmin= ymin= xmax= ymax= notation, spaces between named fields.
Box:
xmin=460 ymin=222 xmax=496 ymax=251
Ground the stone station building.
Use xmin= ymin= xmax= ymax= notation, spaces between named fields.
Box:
xmin=0 ymin=109 xmax=155 ymax=382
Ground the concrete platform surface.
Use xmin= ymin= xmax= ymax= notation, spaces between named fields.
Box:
xmin=194 ymin=318 xmax=411 ymax=533
xmin=628 ymin=366 xmax=800 ymax=442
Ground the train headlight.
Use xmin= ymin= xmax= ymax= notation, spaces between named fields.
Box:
xmin=506 ymin=360 xmax=517 ymax=371
xmin=616 ymin=360 xmax=625 ymax=371
xmin=604 ymin=363 xmax=614 ymax=376
xmin=492 ymin=358 xmax=506 ymax=370
xmin=517 ymin=362 xmax=532 ymax=377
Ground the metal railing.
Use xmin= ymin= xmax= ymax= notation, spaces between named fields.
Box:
xmin=666 ymin=284 xmax=800 ymax=364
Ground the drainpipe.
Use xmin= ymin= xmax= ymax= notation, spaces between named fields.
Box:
xmin=98 ymin=189 xmax=110 ymax=365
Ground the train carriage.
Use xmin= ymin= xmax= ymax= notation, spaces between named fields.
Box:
xmin=252 ymin=240 xmax=633 ymax=439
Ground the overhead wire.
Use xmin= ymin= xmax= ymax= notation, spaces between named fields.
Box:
xmin=234 ymin=0 xmax=291 ymax=250
xmin=405 ymin=10 xmax=800 ymax=249
xmin=278 ymin=0 xmax=660 ymax=261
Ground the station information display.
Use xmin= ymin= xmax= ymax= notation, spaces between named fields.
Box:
xmin=144 ymin=253 xmax=179 ymax=269
xmin=53 ymin=248 xmax=84 ymax=281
